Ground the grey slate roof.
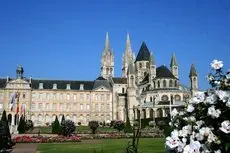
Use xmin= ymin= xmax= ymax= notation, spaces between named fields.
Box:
xmin=31 ymin=79 xmax=94 ymax=90
xmin=112 ymin=77 xmax=127 ymax=84
xmin=135 ymin=42 xmax=150 ymax=62
xmin=189 ymin=64 xmax=197 ymax=77
xmin=93 ymin=77 xmax=112 ymax=90
xmin=156 ymin=65 xmax=177 ymax=79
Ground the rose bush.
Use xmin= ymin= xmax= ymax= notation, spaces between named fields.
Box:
xmin=12 ymin=135 xmax=81 ymax=143
xmin=166 ymin=60 xmax=230 ymax=153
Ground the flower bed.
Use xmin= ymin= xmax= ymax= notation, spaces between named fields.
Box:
xmin=12 ymin=135 xmax=81 ymax=143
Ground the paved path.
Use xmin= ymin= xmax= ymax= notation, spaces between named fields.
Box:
xmin=12 ymin=143 xmax=37 ymax=153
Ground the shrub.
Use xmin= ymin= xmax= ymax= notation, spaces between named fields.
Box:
xmin=124 ymin=116 xmax=132 ymax=133
xmin=113 ymin=120 xmax=125 ymax=132
xmin=165 ymin=60 xmax=230 ymax=153
xmin=133 ymin=121 xmax=139 ymax=127
xmin=61 ymin=114 xmax=65 ymax=124
xmin=17 ymin=115 xmax=26 ymax=134
xmin=99 ymin=122 xmax=103 ymax=126
xmin=88 ymin=121 xmax=99 ymax=134
xmin=51 ymin=116 xmax=61 ymax=134
xmin=60 ymin=120 xmax=76 ymax=137
xmin=78 ymin=122 xmax=81 ymax=126
xmin=110 ymin=120 xmax=116 ymax=127
xmin=25 ymin=120 xmax=34 ymax=131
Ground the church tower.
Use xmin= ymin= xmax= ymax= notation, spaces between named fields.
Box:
xmin=149 ymin=52 xmax=156 ymax=88
xmin=189 ymin=64 xmax=198 ymax=95
xmin=127 ymin=59 xmax=138 ymax=121
xmin=122 ymin=33 xmax=135 ymax=78
xmin=170 ymin=53 xmax=178 ymax=78
xmin=100 ymin=32 xmax=114 ymax=79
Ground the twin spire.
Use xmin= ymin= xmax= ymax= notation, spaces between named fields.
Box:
xmin=104 ymin=32 xmax=111 ymax=54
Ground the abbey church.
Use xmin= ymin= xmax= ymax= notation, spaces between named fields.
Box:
xmin=0 ymin=33 xmax=198 ymax=126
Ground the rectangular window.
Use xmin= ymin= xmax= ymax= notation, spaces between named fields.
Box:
xmin=122 ymin=88 xmax=125 ymax=93
xmin=60 ymin=103 xmax=63 ymax=111
xmin=67 ymin=94 xmax=70 ymax=101
xmin=60 ymin=94 xmax=63 ymax=100
xmin=31 ymin=103 xmax=35 ymax=111
xmin=101 ymin=94 xmax=104 ymax=101
xmin=106 ymin=94 xmax=110 ymax=100
xmin=46 ymin=103 xmax=49 ymax=111
xmin=95 ymin=104 xmax=98 ymax=111
xmin=38 ymin=103 xmax=42 ymax=110
xmin=66 ymin=104 xmax=70 ymax=111
xmin=80 ymin=104 xmax=83 ymax=110
xmin=106 ymin=104 xmax=110 ymax=111
xmin=32 ymin=93 xmax=36 ymax=101
xmin=80 ymin=94 xmax=84 ymax=101
xmin=73 ymin=94 xmax=76 ymax=101
xmin=101 ymin=104 xmax=104 ymax=111
xmin=73 ymin=103 xmax=77 ymax=111
xmin=52 ymin=104 xmax=56 ymax=111
xmin=0 ymin=103 xmax=3 ymax=110
xmin=86 ymin=94 xmax=90 ymax=101
xmin=86 ymin=104 xmax=90 ymax=110
xmin=53 ymin=93 xmax=56 ymax=100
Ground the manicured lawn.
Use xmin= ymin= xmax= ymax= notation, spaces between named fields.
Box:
xmin=37 ymin=138 xmax=165 ymax=153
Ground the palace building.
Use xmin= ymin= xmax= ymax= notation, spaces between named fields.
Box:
xmin=0 ymin=33 xmax=198 ymax=127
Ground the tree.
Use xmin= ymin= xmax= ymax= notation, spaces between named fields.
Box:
xmin=1 ymin=110 xmax=7 ymax=122
xmin=60 ymin=120 xmax=76 ymax=136
xmin=52 ymin=116 xmax=60 ymax=134
xmin=88 ymin=121 xmax=99 ymax=134
xmin=61 ymin=114 xmax=65 ymax=124
xmin=114 ymin=120 xmax=125 ymax=132
xmin=17 ymin=115 xmax=26 ymax=134
xmin=124 ymin=116 xmax=132 ymax=133
xmin=165 ymin=60 xmax=230 ymax=153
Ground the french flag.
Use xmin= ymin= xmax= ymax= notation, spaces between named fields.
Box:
xmin=9 ymin=93 xmax=16 ymax=111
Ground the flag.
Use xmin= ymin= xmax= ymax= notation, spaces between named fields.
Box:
xmin=9 ymin=93 xmax=16 ymax=111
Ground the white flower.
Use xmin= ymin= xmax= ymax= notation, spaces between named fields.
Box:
xmin=194 ymin=120 xmax=204 ymax=130
xmin=205 ymin=94 xmax=217 ymax=104
xmin=189 ymin=116 xmax=196 ymax=122
xmin=211 ymin=60 xmax=223 ymax=70
xmin=189 ymin=91 xmax=205 ymax=104
xmin=208 ymin=106 xmax=221 ymax=118
xmin=207 ymin=132 xmax=218 ymax=143
xmin=183 ymin=140 xmax=201 ymax=153
xmin=187 ymin=104 xmax=195 ymax=112
xmin=165 ymin=136 xmax=179 ymax=149
xmin=199 ymin=127 xmax=211 ymax=137
xmin=214 ymin=150 xmax=221 ymax=153
xmin=171 ymin=108 xmax=178 ymax=118
xmin=226 ymin=100 xmax=230 ymax=107
xmin=179 ymin=111 xmax=185 ymax=116
xmin=219 ymin=120 xmax=230 ymax=134
xmin=215 ymin=90 xmax=230 ymax=102
xmin=179 ymin=125 xmax=192 ymax=137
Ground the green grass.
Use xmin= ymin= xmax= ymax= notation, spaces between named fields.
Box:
xmin=37 ymin=138 xmax=165 ymax=153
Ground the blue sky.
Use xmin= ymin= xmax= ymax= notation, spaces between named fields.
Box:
xmin=0 ymin=0 xmax=230 ymax=90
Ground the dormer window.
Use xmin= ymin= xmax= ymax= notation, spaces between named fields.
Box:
xmin=39 ymin=83 xmax=43 ymax=89
xmin=80 ymin=84 xmax=84 ymax=90
xmin=66 ymin=84 xmax=71 ymax=90
xmin=53 ymin=83 xmax=57 ymax=89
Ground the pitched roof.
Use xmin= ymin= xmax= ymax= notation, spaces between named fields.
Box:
xmin=93 ymin=77 xmax=112 ymax=90
xmin=189 ymin=64 xmax=197 ymax=77
xmin=31 ymin=79 xmax=94 ymax=90
xmin=112 ymin=77 xmax=127 ymax=84
xmin=135 ymin=42 xmax=150 ymax=62
xmin=156 ymin=65 xmax=177 ymax=79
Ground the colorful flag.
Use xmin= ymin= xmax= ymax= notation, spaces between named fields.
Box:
xmin=9 ymin=93 xmax=16 ymax=111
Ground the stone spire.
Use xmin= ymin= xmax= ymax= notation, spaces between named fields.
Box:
xmin=149 ymin=52 xmax=155 ymax=65
xmin=100 ymin=32 xmax=114 ymax=79
xmin=122 ymin=33 xmax=134 ymax=78
xmin=189 ymin=64 xmax=197 ymax=77
xmin=170 ymin=52 xmax=178 ymax=67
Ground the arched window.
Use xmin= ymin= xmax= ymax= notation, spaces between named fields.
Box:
xmin=110 ymin=68 xmax=113 ymax=74
xmin=175 ymin=95 xmax=181 ymax=101
xmin=193 ymin=78 xmax=196 ymax=81
xmin=175 ymin=80 xmax=177 ymax=87
xmin=106 ymin=68 xmax=109 ymax=75
xmin=169 ymin=80 xmax=173 ymax=87
xmin=158 ymin=80 xmax=160 ymax=88
xmin=139 ymin=63 xmax=142 ymax=68
xmin=130 ymin=75 xmax=134 ymax=85
xmin=163 ymin=80 xmax=167 ymax=88
xmin=161 ymin=95 xmax=169 ymax=101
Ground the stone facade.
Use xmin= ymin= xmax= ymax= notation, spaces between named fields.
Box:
xmin=0 ymin=33 xmax=198 ymax=127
